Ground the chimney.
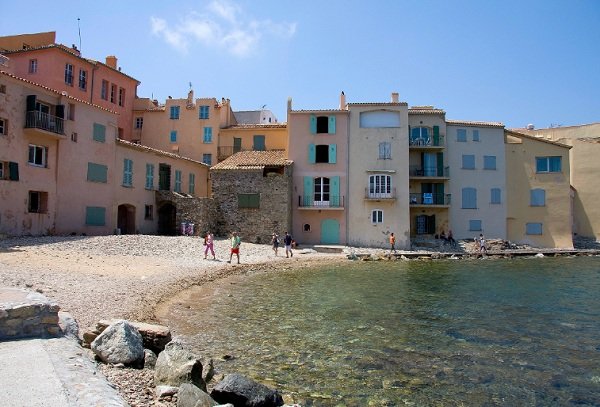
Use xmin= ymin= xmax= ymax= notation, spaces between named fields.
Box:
xmin=287 ymin=97 xmax=293 ymax=112
xmin=339 ymin=91 xmax=346 ymax=109
xmin=391 ymin=92 xmax=399 ymax=103
xmin=105 ymin=55 xmax=117 ymax=69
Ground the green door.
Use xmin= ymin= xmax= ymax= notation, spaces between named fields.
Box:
xmin=321 ymin=219 xmax=340 ymax=244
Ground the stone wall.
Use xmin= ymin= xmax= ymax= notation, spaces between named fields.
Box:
xmin=0 ymin=288 xmax=60 ymax=340
xmin=211 ymin=167 xmax=292 ymax=244
xmin=156 ymin=192 xmax=224 ymax=237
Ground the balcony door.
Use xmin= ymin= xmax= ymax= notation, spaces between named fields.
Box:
xmin=369 ymin=174 xmax=392 ymax=198
xmin=314 ymin=177 xmax=330 ymax=207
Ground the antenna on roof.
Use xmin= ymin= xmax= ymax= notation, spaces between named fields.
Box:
xmin=189 ymin=82 xmax=192 ymax=90
xmin=77 ymin=18 xmax=82 ymax=52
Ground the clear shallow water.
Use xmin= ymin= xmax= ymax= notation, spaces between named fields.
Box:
xmin=161 ymin=257 xmax=600 ymax=406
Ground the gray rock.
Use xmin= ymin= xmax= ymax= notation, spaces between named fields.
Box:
xmin=155 ymin=340 xmax=205 ymax=390
xmin=177 ymin=383 xmax=218 ymax=407
xmin=210 ymin=373 xmax=284 ymax=407
xmin=58 ymin=311 xmax=79 ymax=341
xmin=144 ymin=348 xmax=158 ymax=368
xmin=91 ymin=320 xmax=145 ymax=366
xmin=156 ymin=385 xmax=179 ymax=398
xmin=97 ymin=319 xmax=172 ymax=354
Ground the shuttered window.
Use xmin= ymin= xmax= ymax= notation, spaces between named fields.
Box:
xmin=93 ymin=123 xmax=106 ymax=143
xmin=174 ymin=170 xmax=182 ymax=192
xmin=87 ymin=163 xmax=108 ymax=183
xmin=530 ymin=189 xmax=546 ymax=206
xmin=123 ymin=159 xmax=133 ymax=187
xmin=462 ymin=187 xmax=477 ymax=209
xmin=145 ymin=164 xmax=154 ymax=189
xmin=238 ymin=193 xmax=260 ymax=208
xmin=85 ymin=207 xmax=106 ymax=226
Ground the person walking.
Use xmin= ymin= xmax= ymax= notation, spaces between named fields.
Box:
xmin=228 ymin=231 xmax=241 ymax=264
xmin=283 ymin=231 xmax=293 ymax=258
xmin=478 ymin=233 xmax=487 ymax=254
xmin=203 ymin=231 xmax=215 ymax=260
xmin=389 ymin=232 xmax=396 ymax=254
xmin=271 ymin=233 xmax=280 ymax=256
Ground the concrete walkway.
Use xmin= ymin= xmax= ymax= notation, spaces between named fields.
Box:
xmin=0 ymin=336 xmax=126 ymax=406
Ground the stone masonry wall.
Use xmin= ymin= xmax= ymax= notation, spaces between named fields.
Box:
xmin=155 ymin=192 xmax=224 ymax=237
xmin=0 ymin=288 xmax=60 ymax=340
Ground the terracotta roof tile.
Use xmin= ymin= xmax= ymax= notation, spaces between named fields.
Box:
xmin=116 ymin=139 xmax=209 ymax=165
xmin=446 ymin=119 xmax=504 ymax=128
xmin=211 ymin=150 xmax=292 ymax=170
xmin=409 ymin=107 xmax=446 ymax=115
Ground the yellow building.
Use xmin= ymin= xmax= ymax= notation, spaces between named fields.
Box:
xmin=505 ymin=130 xmax=572 ymax=248
xmin=218 ymin=123 xmax=287 ymax=162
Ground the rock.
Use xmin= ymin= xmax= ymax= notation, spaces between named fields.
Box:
xmin=155 ymin=340 xmax=205 ymax=391
xmin=177 ymin=383 xmax=218 ymax=407
xmin=91 ymin=320 xmax=145 ymax=366
xmin=58 ymin=311 xmax=79 ymax=341
xmin=144 ymin=348 xmax=158 ymax=368
xmin=156 ymin=385 xmax=179 ymax=398
xmin=210 ymin=373 xmax=283 ymax=407
xmin=82 ymin=330 xmax=98 ymax=347
xmin=97 ymin=319 xmax=172 ymax=354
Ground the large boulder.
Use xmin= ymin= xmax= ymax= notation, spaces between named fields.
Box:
xmin=177 ymin=383 xmax=218 ymax=407
xmin=97 ymin=319 xmax=172 ymax=353
xmin=91 ymin=320 xmax=145 ymax=366
xmin=210 ymin=374 xmax=283 ymax=407
xmin=155 ymin=340 xmax=205 ymax=390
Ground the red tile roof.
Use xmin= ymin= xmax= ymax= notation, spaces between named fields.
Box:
xmin=211 ymin=150 xmax=292 ymax=170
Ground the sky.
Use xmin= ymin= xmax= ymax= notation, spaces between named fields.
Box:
xmin=2 ymin=0 xmax=600 ymax=128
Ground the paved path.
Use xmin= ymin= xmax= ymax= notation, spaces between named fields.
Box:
xmin=0 ymin=337 xmax=126 ymax=406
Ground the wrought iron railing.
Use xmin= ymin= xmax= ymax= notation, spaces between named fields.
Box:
xmin=409 ymin=165 xmax=450 ymax=177
xmin=364 ymin=187 xmax=397 ymax=199
xmin=409 ymin=193 xmax=451 ymax=205
xmin=409 ymin=134 xmax=445 ymax=147
xmin=25 ymin=111 xmax=64 ymax=135
xmin=298 ymin=195 xmax=344 ymax=208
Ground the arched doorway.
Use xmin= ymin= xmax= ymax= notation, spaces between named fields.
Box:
xmin=158 ymin=202 xmax=177 ymax=235
xmin=117 ymin=204 xmax=136 ymax=234
xmin=321 ymin=219 xmax=340 ymax=244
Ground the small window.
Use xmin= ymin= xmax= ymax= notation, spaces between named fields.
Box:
xmin=379 ymin=142 xmax=391 ymax=159
xmin=29 ymin=59 xmax=38 ymax=73
xmin=462 ymin=187 xmax=477 ymax=209
xmin=101 ymin=80 xmax=109 ymax=100
xmin=303 ymin=224 xmax=311 ymax=232
xmin=85 ymin=206 xmax=106 ymax=226
xmin=462 ymin=154 xmax=475 ymax=169
xmin=28 ymin=144 xmax=48 ymax=167
xmin=316 ymin=116 xmax=329 ymax=133
xmin=170 ymin=106 xmax=180 ymax=119
xmin=93 ymin=123 xmax=106 ymax=142
xmin=110 ymin=84 xmax=117 ymax=103
xmin=202 ymin=154 xmax=212 ymax=166
xmin=135 ymin=117 xmax=143 ymax=129
xmin=0 ymin=84 xmax=6 ymax=94
xmin=68 ymin=103 xmax=75 ymax=120
xmin=490 ymin=188 xmax=501 ymax=204
xmin=78 ymin=69 xmax=87 ymax=90
xmin=526 ymin=223 xmax=543 ymax=235
xmin=472 ymin=130 xmax=480 ymax=142
xmin=189 ymin=173 xmax=195 ymax=195
xmin=199 ymin=105 xmax=209 ymax=119
xmin=536 ymin=156 xmax=562 ymax=173
xmin=238 ymin=193 xmax=260 ymax=208
xmin=203 ymin=127 xmax=213 ymax=143
xmin=28 ymin=191 xmax=48 ymax=213
xmin=0 ymin=161 xmax=19 ymax=181
xmin=170 ymin=130 xmax=177 ymax=143
xmin=309 ymin=143 xmax=337 ymax=164
xmin=71 ymin=132 xmax=78 ymax=142
xmin=457 ymin=129 xmax=467 ymax=142
xmin=145 ymin=163 xmax=154 ymax=189
xmin=371 ymin=209 xmax=383 ymax=224
xmin=87 ymin=162 xmax=108 ymax=183
xmin=253 ymin=135 xmax=265 ymax=151
xmin=530 ymin=189 xmax=546 ymax=206
xmin=123 ymin=159 xmax=133 ymax=187
xmin=64 ymin=63 xmax=73 ymax=85
xmin=469 ymin=219 xmax=482 ymax=231
xmin=118 ymin=88 xmax=125 ymax=107
xmin=144 ymin=205 xmax=154 ymax=220
xmin=0 ymin=118 xmax=7 ymax=135
xmin=483 ymin=155 xmax=496 ymax=170
xmin=174 ymin=170 xmax=182 ymax=192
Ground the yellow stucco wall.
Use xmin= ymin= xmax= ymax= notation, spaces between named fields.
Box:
xmin=218 ymin=124 xmax=287 ymax=161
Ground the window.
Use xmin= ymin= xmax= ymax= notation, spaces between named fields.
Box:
xmin=123 ymin=159 xmax=133 ymax=187
xmin=303 ymin=224 xmax=311 ymax=232
xmin=87 ymin=163 xmax=108 ymax=183
xmin=71 ymin=132 xmax=78 ymax=142
xmin=369 ymin=174 xmax=392 ymax=198
xmin=462 ymin=187 xmax=477 ymax=209
xmin=462 ymin=154 xmax=475 ymax=169
xmin=28 ymin=191 xmax=48 ymax=213
xmin=199 ymin=105 xmax=209 ymax=119
xmin=0 ymin=84 xmax=5 ymax=94
xmin=469 ymin=219 xmax=482 ymax=231
xmin=309 ymin=143 xmax=337 ymax=164
xmin=93 ymin=123 xmax=106 ymax=142
xmin=0 ymin=161 xmax=19 ymax=181
xmin=170 ymin=106 xmax=180 ymax=119
xmin=483 ymin=155 xmax=496 ymax=170
xmin=110 ymin=84 xmax=116 ymax=103
xmin=491 ymin=188 xmax=501 ymax=204
xmin=536 ymin=156 xmax=562 ymax=173
xmin=314 ymin=177 xmax=330 ymax=204
xmin=118 ymin=88 xmax=125 ymax=107
xmin=379 ymin=142 xmax=391 ymax=159
xmin=310 ymin=115 xmax=336 ymax=134
xmin=68 ymin=103 xmax=75 ymax=120
xmin=203 ymin=127 xmax=213 ymax=143
xmin=530 ymin=188 xmax=546 ymax=206
xmin=526 ymin=223 xmax=543 ymax=235
xmin=411 ymin=127 xmax=430 ymax=145
xmin=135 ymin=117 xmax=143 ymax=129
xmin=189 ymin=173 xmax=195 ymax=195
xmin=144 ymin=205 xmax=154 ymax=220
xmin=457 ymin=129 xmax=467 ymax=142
xmin=29 ymin=59 xmax=37 ymax=73
xmin=202 ymin=154 xmax=212 ymax=166
xmin=28 ymin=144 xmax=47 ymax=167
xmin=174 ymin=170 xmax=182 ymax=192
xmin=416 ymin=214 xmax=436 ymax=234
xmin=0 ymin=118 xmax=7 ymax=135
xmin=253 ymin=135 xmax=265 ymax=151
xmin=170 ymin=130 xmax=177 ymax=143
xmin=472 ymin=130 xmax=480 ymax=142
xmin=65 ymin=63 xmax=73 ymax=85
xmin=85 ymin=206 xmax=106 ymax=226
xmin=101 ymin=80 xmax=109 ymax=100
xmin=78 ymin=69 xmax=87 ymax=90
xmin=371 ymin=209 xmax=383 ymax=224
xmin=238 ymin=193 xmax=260 ymax=208
xmin=145 ymin=164 xmax=154 ymax=189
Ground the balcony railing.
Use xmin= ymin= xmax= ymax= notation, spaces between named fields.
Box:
xmin=298 ymin=195 xmax=344 ymax=208
xmin=25 ymin=111 xmax=64 ymax=135
xmin=409 ymin=193 xmax=451 ymax=205
xmin=364 ymin=187 xmax=397 ymax=200
xmin=409 ymin=165 xmax=449 ymax=177
xmin=409 ymin=134 xmax=445 ymax=147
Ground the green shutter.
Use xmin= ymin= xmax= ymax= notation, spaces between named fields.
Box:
xmin=85 ymin=206 xmax=106 ymax=226
xmin=93 ymin=123 xmax=106 ymax=143
xmin=433 ymin=125 xmax=440 ymax=145
xmin=9 ymin=162 xmax=19 ymax=181
xmin=303 ymin=176 xmax=314 ymax=205
xmin=87 ymin=163 xmax=108 ymax=183
xmin=329 ymin=144 xmax=337 ymax=164
xmin=328 ymin=116 xmax=336 ymax=134
xmin=310 ymin=115 xmax=317 ymax=134
xmin=437 ymin=152 xmax=444 ymax=176
xmin=331 ymin=176 xmax=340 ymax=206
xmin=308 ymin=143 xmax=316 ymax=164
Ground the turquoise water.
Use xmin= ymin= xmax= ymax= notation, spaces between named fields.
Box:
xmin=162 ymin=257 xmax=600 ymax=406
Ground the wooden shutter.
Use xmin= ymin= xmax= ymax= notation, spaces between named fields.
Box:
xmin=85 ymin=207 xmax=106 ymax=226
xmin=303 ymin=176 xmax=314 ymax=206
xmin=328 ymin=116 xmax=336 ymax=134
xmin=87 ymin=163 xmax=108 ymax=183
xmin=328 ymin=144 xmax=337 ymax=164
xmin=310 ymin=115 xmax=317 ymax=134
xmin=331 ymin=176 xmax=340 ymax=206
xmin=8 ymin=162 xmax=19 ymax=181
xmin=308 ymin=143 xmax=316 ymax=164
xmin=437 ymin=152 xmax=444 ymax=176
xmin=433 ymin=125 xmax=439 ymax=145
xmin=93 ymin=123 xmax=106 ymax=143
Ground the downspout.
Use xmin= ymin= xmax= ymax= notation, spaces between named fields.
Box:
xmin=345 ymin=110 xmax=350 ymax=246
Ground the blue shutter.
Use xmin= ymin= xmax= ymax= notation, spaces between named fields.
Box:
xmin=93 ymin=123 xmax=106 ymax=142
xmin=328 ymin=116 xmax=336 ymax=134
xmin=303 ymin=176 xmax=314 ymax=206
xmin=462 ymin=187 xmax=477 ymax=209
xmin=491 ymin=188 xmax=501 ymax=204
xmin=526 ymin=223 xmax=543 ymax=235
xmin=85 ymin=207 xmax=106 ymax=226
xmin=331 ymin=176 xmax=340 ymax=206
xmin=310 ymin=115 xmax=317 ymax=134
xmin=170 ymin=131 xmax=177 ymax=143
xmin=87 ymin=163 xmax=108 ymax=183
xmin=328 ymin=144 xmax=337 ymax=164
xmin=146 ymin=164 xmax=154 ymax=189
xmin=530 ymin=189 xmax=546 ymax=206
xmin=308 ymin=143 xmax=316 ymax=164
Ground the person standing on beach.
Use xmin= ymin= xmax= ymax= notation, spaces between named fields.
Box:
xmin=204 ymin=231 xmax=215 ymax=260
xmin=271 ymin=233 xmax=280 ymax=256
xmin=389 ymin=232 xmax=396 ymax=254
xmin=478 ymin=233 xmax=487 ymax=254
xmin=283 ymin=231 xmax=293 ymax=258
xmin=228 ymin=231 xmax=241 ymax=264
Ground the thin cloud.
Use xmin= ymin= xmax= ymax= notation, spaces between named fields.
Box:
xmin=150 ymin=0 xmax=296 ymax=58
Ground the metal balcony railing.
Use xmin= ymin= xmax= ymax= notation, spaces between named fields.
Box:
xmin=409 ymin=134 xmax=445 ymax=147
xmin=25 ymin=111 xmax=64 ymax=135
xmin=409 ymin=165 xmax=450 ymax=177
xmin=364 ymin=187 xmax=397 ymax=199
xmin=409 ymin=193 xmax=451 ymax=205
xmin=298 ymin=195 xmax=344 ymax=208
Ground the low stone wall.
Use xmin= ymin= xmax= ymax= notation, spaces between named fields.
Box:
xmin=0 ymin=288 xmax=60 ymax=340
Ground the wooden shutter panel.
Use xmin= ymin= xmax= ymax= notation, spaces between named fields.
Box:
xmin=331 ymin=176 xmax=340 ymax=206
xmin=437 ymin=152 xmax=444 ymax=176
xmin=433 ymin=125 xmax=440 ymax=145
xmin=303 ymin=176 xmax=314 ymax=206
xmin=55 ymin=105 xmax=65 ymax=119
xmin=9 ymin=162 xmax=19 ymax=181
xmin=328 ymin=116 xmax=336 ymax=134
xmin=26 ymin=95 xmax=36 ymax=112
xmin=308 ymin=143 xmax=316 ymax=164
xmin=328 ymin=144 xmax=337 ymax=164
xmin=310 ymin=115 xmax=317 ymax=134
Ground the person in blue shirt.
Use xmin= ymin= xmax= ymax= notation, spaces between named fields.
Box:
xmin=283 ymin=231 xmax=293 ymax=258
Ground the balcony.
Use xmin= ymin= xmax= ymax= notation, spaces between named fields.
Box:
xmin=364 ymin=187 xmax=397 ymax=201
xmin=409 ymin=165 xmax=449 ymax=178
xmin=25 ymin=111 xmax=64 ymax=137
xmin=409 ymin=193 xmax=451 ymax=206
xmin=409 ymin=134 xmax=445 ymax=149
xmin=298 ymin=195 xmax=344 ymax=210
